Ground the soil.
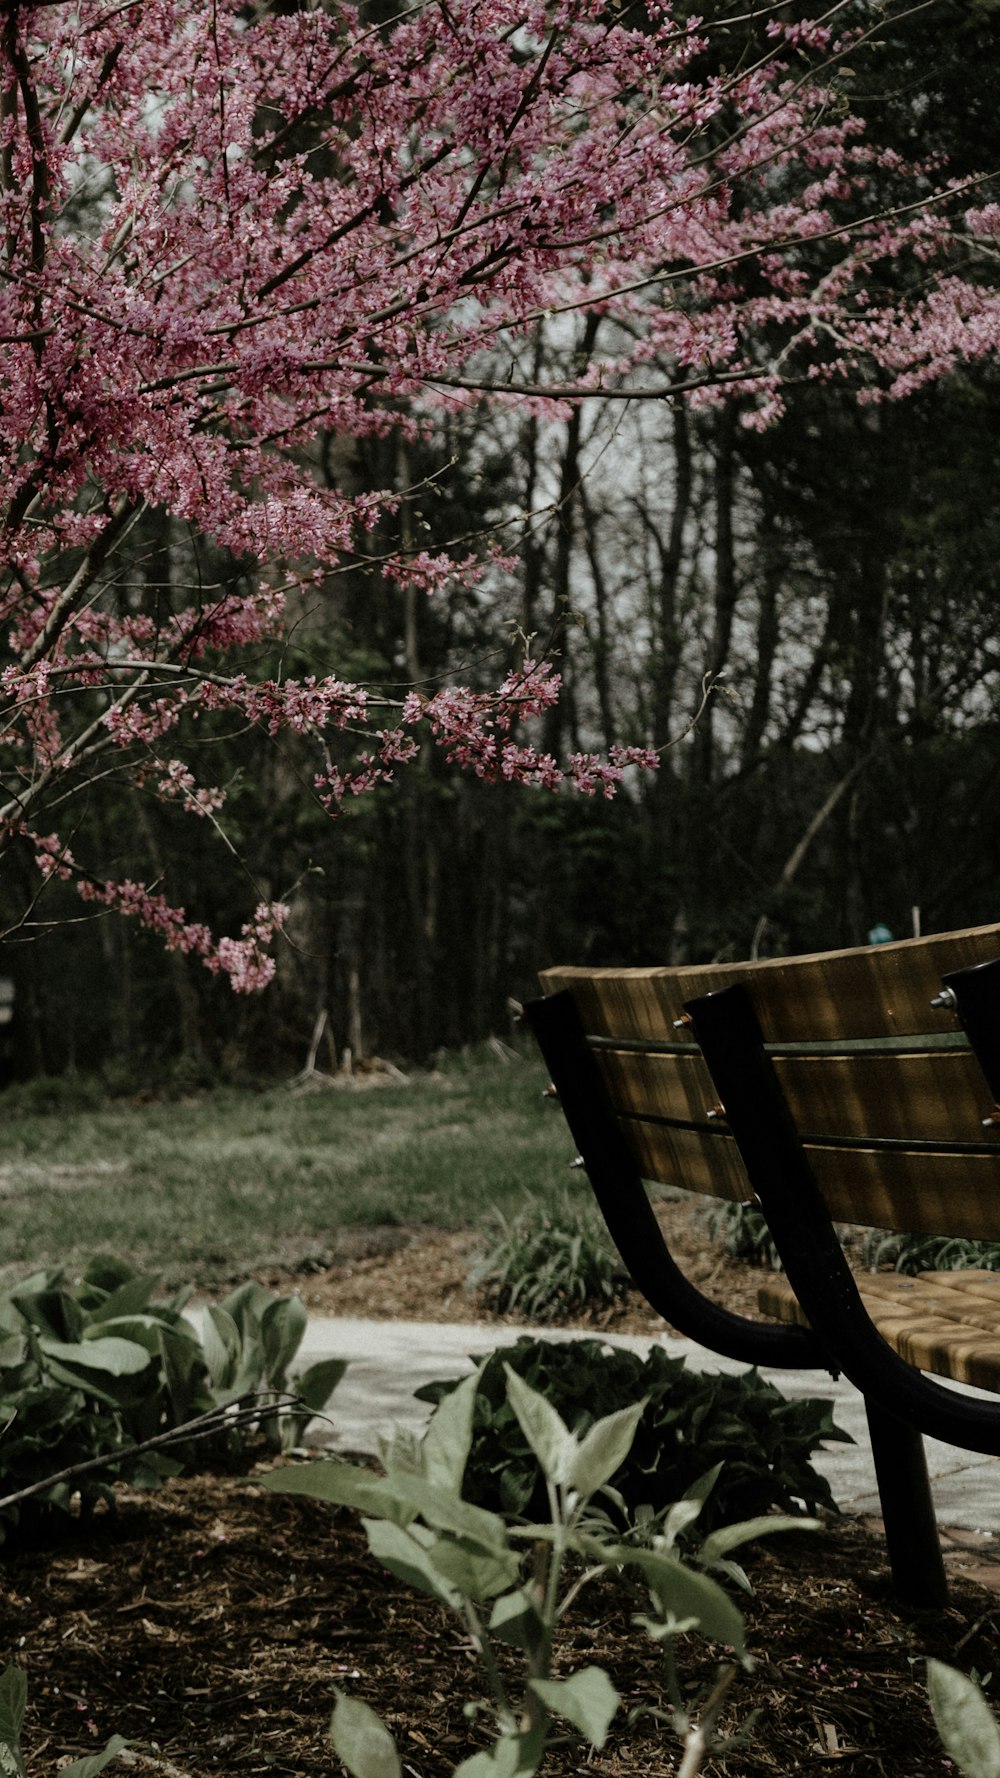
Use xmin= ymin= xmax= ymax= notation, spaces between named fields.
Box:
xmin=6 ymin=1209 xmax=1000 ymax=1778
xmin=252 ymin=1192 xmax=766 ymax=1332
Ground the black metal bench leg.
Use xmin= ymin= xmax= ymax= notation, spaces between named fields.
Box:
xmin=864 ymin=1399 xmax=948 ymax=1608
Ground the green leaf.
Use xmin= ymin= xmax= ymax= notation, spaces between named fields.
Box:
xmin=700 ymin=1515 xmax=820 ymax=1563
xmin=425 ymin=1535 xmax=519 ymax=1602
xmin=38 ymin=1336 xmax=150 ymax=1377
xmin=0 ymin=1669 xmax=27 ymax=1746
xmin=259 ymin=1457 xmax=395 ymax=1517
xmin=616 ymin=1547 xmax=747 ymax=1656
xmin=488 ymin=1587 xmax=544 ymax=1653
xmin=382 ymin=1472 xmax=511 ymax=1554
xmin=682 ymin=1463 xmax=724 ymax=1508
xmin=329 ymin=1693 xmax=400 ymax=1778
xmin=453 ymin=1734 xmax=539 ymax=1778
xmin=362 ymin=1517 xmax=462 ymax=1608
xmin=565 ymin=1399 xmax=645 ymax=1500
xmin=57 ymin=1737 xmax=128 ymax=1778
xmin=158 ymin=1323 xmax=210 ymax=1423
xmin=529 ymin=1668 xmax=620 ymax=1748
xmin=294 ymin=1358 xmax=348 ymax=1413
xmin=658 ymin=1499 xmax=706 ymax=1549
xmin=96 ymin=1271 xmax=161 ymax=1320
xmin=502 ymin=1365 xmax=574 ymax=1486
xmin=261 ymin=1295 xmax=308 ymax=1388
xmin=86 ymin=1316 xmax=167 ymax=1358
xmin=202 ymin=1306 xmax=243 ymax=1391
xmin=927 ymin=1660 xmax=1000 ymax=1778
xmin=419 ymin=1370 xmax=479 ymax=1492
xmin=219 ymin=1281 xmax=273 ymax=1335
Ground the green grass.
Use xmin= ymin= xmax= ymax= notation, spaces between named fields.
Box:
xmin=0 ymin=1060 xmax=577 ymax=1289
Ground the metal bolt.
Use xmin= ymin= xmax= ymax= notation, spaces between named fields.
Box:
xmin=930 ymin=987 xmax=958 ymax=1011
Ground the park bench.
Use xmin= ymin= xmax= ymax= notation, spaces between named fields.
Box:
xmin=523 ymin=922 xmax=1000 ymax=1608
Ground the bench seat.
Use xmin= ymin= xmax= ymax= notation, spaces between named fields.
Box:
xmin=759 ymin=1269 xmax=1000 ymax=1394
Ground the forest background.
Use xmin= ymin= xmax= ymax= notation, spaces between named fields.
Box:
xmin=4 ymin=0 xmax=1000 ymax=1084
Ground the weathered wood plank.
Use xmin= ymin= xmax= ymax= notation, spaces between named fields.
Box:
xmin=594 ymin=1045 xmax=1000 ymax=1146
xmin=758 ymin=1274 xmax=1000 ymax=1391
xmin=540 ymin=920 xmax=1000 ymax=1043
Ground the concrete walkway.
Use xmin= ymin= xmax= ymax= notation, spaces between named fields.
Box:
xmin=295 ymin=1315 xmax=1000 ymax=1540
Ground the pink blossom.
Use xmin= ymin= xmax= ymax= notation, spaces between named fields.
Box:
xmin=0 ymin=1 xmax=993 ymax=984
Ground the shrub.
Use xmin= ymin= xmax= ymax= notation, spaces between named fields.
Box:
xmin=0 ymin=1256 xmax=345 ymax=1539
xmin=467 ymin=1197 xmax=631 ymax=1321
xmin=2 ymin=1075 xmax=105 ymax=1117
xmin=418 ymin=1336 xmax=849 ymax=1530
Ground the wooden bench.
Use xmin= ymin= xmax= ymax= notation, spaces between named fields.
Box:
xmin=523 ymin=923 xmax=1000 ymax=1608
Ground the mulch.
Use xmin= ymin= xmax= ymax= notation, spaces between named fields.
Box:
xmin=252 ymin=1195 xmax=767 ymax=1332
xmin=4 ymin=1213 xmax=1000 ymax=1776
xmin=3 ymin=1472 xmax=999 ymax=1778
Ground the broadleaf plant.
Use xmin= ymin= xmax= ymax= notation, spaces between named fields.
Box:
xmin=0 ymin=1258 xmax=345 ymax=1540
xmin=263 ymin=1363 xmax=817 ymax=1778
xmin=417 ymin=1338 xmax=850 ymax=1531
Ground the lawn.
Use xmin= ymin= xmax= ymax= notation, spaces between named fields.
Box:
xmin=0 ymin=1057 xmax=574 ymax=1289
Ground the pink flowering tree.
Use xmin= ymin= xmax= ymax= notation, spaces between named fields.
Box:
xmin=2 ymin=0 xmax=997 ymax=988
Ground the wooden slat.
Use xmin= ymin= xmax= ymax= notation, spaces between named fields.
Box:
xmin=594 ymin=1047 xmax=719 ymax=1127
xmin=612 ymin=1108 xmax=1000 ymax=1237
xmin=777 ymin=1050 xmax=998 ymax=1145
xmin=758 ymin=1273 xmax=1000 ymax=1392
xmin=540 ymin=919 xmax=1000 ymax=1043
xmin=859 ymin=1271 xmax=1000 ymax=1334
xmin=757 ymin=1277 xmax=813 ymax=1330
xmin=595 ymin=1045 xmax=1000 ymax=1147
xmin=619 ymin=1118 xmax=751 ymax=1202
xmin=808 ymin=1145 xmax=1000 ymax=1239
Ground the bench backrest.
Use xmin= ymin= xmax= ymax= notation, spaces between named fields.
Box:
xmin=539 ymin=922 xmax=1000 ymax=1240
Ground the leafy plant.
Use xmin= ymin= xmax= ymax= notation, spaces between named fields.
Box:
xmin=0 ymin=1665 xmax=125 ymax=1778
xmin=418 ymin=1338 xmax=850 ymax=1529
xmin=706 ymin=1201 xmax=783 ymax=1272
xmin=467 ymin=1197 xmax=631 ymax=1322
xmin=262 ymin=1364 xmax=816 ymax=1778
xmin=862 ymin=1230 xmax=1000 ymax=1275
xmin=0 ymin=1257 xmax=345 ymax=1539
xmin=927 ymin=1661 xmax=1000 ymax=1778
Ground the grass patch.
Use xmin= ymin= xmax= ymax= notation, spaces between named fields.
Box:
xmin=0 ymin=1061 xmax=576 ymax=1289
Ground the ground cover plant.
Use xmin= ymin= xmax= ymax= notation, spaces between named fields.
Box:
xmin=0 ymin=1256 xmax=343 ymax=1540
xmin=467 ymin=1199 xmax=631 ymax=1323
xmin=418 ymin=1338 xmax=848 ymax=1530
xmin=862 ymin=1230 xmax=1000 ymax=1276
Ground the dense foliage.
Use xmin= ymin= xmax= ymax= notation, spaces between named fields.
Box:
xmin=417 ymin=1336 xmax=849 ymax=1529
xmin=0 ymin=1256 xmax=343 ymax=1539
